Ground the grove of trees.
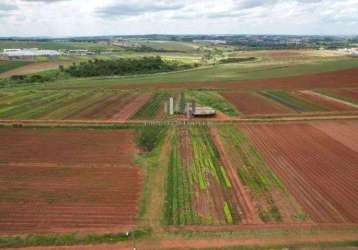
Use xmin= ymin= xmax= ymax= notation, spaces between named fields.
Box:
xmin=65 ymin=56 xmax=192 ymax=77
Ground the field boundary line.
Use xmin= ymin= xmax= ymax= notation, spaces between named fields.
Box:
xmin=300 ymin=90 xmax=358 ymax=109
xmin=1 ymin=114 xmax=358 ymax=128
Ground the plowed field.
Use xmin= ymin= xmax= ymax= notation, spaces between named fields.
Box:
xmin=110 ymin=67 xmax=358 ymax=91
xmin=241 ymin=122 xmax=358 ymax=224
xmin=111 ymin=93 xmax=152 ymax=120
xmin=220 ymin=92 xmax=293 ymax=115
xmin=0 ymin=128 xmax=143 ymax=235
xmin=332 ymin=88 xmax=358 ymax=101
xmin=297 ymin=91 xmax=357 ymax=111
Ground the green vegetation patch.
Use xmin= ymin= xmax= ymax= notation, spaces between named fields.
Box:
xmin=132 ymin=92 xmax=169 ymax=119
xmin=219 ymin=57 xmax=256 ymax=64
xmin=164 ymin=126 xmax=239 ymax=225
xmin=65 ymin=56 xmax=193 ymax=78
xmin=186 ymin=90 xmax=240 ymax=116
xmin=260 ymin=90 xmax=327 ymax=112
xmin=0 ymin=229 xmax=150 ymax=249
xmin=134 ymin=125 xmax=169 ymax=223
xmin=136 ymin=125 xmax=168 ymax=152
xmin=164 ymin=130 xmax=196 ymax=225
xmin=218 ymin=125 xmax=288 ymax=223
xmin=0 ymin=60 xmax=32 ymax=74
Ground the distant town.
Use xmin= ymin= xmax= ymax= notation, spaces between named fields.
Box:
xmin=1 ymin=34 xmax=358 ymax=60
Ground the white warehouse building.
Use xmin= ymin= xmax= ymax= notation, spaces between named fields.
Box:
xmin=2 ymin=48 xmax=62 ymax=58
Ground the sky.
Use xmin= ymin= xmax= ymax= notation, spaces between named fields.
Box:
xmin=0 ymin=0 xmax=357 ymax=37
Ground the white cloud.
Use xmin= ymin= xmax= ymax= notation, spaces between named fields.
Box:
xmin=97 ymin=0 xmax=185 ymax=17
xmin=0 ymin=0 xmax=357 ymax=36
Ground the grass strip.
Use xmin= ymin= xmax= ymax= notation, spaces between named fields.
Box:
xmin=0 ymin=229 xmax=150 ymax=249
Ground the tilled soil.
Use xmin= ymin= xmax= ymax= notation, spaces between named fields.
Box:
xmin=241 ymin=122 xmax=358 ymax=223
xmin=112 ymin=93 xmax=152 ymax=120
xmin=0 ymin=129 xmax=136 ymax=164
xmin=298 ymin=90 xmax=358 ymax=111
xmin=113 ymin=68 xmax=358 ymax=91
xmin=0 ymin=128 xmax=143 ymax=235
xmin=221 ymin=92 xmax=293 ymax=115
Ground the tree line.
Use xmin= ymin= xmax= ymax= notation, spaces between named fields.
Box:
xmin=63 ymin=56 xmax=193 ymax=77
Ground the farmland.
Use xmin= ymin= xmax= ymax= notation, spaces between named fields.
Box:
xmin=0 ymin=40 xmax=358 ymax=250
xmin=242 ymin=121 xmax=358 ymax=223
xmin=260 ymin=90 xmax=327 ymax=112
xmin=132 ymin=92 xmax=169 ymax=120
xmin=164 ymin=126 xmax=245 ymax=225
xmin=0 ymin=61 xmax=74 ymax=79
xmin=186 ymin=90 xmax=239 ymax=116
xmin=220 ymin=91 xmax=292 ymax=115
xmin=317 ymin=88 xmax=358 ymax=105
xmin=0 ymin=90 xmax=152 ymax=120
xmin=0 ymin=128 xmax=143 ymax=235
xmin=164 ymin=124 xmax=310 ymax=227
xmin=0 ymin=60 xmax=32 ymax=74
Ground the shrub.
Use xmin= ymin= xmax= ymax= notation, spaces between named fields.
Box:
xmin=136 ymin=125 xmax=167 ymax=152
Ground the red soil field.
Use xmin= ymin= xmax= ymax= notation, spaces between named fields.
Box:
xmin=116 ymin=68 xmax=358 ymax=91
xmin=328 ymin=88 xmax=358 ymax=102
xmin=311 ymin=120 xmax=358 ymax=153
xmin=64 ymin=93 xmax=137 ymax=120
xmin=0 ymin=128 xmax=143 ymax=235
xmin=297 ymin=91 xmax=357 ymax=111
xmin=241 ymin=122 xmax=358 ymax=224
xmin=220 ymin=92 xmax=293 ymax=115
xmin=112 ymin=93 xmax=152 ymax=120
xmin=0 ymin=129 xmax=136 ymax=164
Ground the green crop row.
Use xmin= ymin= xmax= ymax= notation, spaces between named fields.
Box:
xmin=186 ymin=90 xmax=240 ymax=116
xmin=164 ymin=131 xmax=197 ymax=225
xmin=260 ymin=90 xmax=326 ymax=112
xmin=164 ymin=127 xmax=237 ymax=225
xmin=0 ymin=91 xmax=65 ymax=118
xmin=218 ymin=125 xmax=284 ymax=223
xmin=189 ymin=127 xmax=236 ymax=224
xmin=132 ymin=92 xmax=168 ymax=119
xmin=190 ymin=127 xmax=229 ymax=189
xmin=0 ymin=90 xmax=134 ymax=120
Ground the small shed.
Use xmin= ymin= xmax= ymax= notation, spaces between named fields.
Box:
xmin=192 ymin=107 xmax=216 ymax=117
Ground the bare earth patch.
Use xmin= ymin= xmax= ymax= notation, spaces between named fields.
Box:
xmin=0 ymin=128 xmax=143 ymax=235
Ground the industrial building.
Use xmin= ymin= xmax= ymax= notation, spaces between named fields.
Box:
xmin=2 ymin=48 xmax=62 ymax=59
